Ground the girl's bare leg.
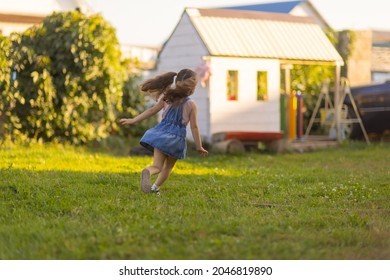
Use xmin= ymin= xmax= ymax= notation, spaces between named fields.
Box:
xmin=146 ymin=148 xmax=167 ymax=175
xmin=154 ymin=156 xmax=177 ymax=187
xmin=140 ymin=148 xmax=166 ymax=193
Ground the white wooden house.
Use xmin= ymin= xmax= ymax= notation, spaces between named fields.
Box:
xmin=157 ymin=8 xmax=343 ymax=146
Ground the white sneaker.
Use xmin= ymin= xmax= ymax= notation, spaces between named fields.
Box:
xmin=151 ymin=185 xmax=160 ymax=195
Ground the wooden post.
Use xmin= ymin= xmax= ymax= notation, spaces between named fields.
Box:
xmin=289 ymin=90 xmax=297 ymax=139
xmin=281 ymin=64 xmax=293 ymax=139
xmin=334 ymin=62 xmax=341 ymax=142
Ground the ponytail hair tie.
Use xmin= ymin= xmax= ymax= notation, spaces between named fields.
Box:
xmin=171 ymin=74 xmax=177 ymax=89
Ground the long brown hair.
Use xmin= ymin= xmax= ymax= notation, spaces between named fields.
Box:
xmin=140 ymin=69 xmax=198 ymax=104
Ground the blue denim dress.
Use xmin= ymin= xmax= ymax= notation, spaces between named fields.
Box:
xmin=140 ymin=98 xmax=189 ymax=159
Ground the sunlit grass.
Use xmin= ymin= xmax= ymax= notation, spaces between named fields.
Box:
xmin=0 ymin=142 xmax=389 ymax=259
xmin=0 ymin=143 xmax=238 ymax=176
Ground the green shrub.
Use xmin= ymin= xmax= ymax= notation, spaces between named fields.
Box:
xmin=7 ymin=11 xmax=124 ymax=144
xmin=0 ymin=35 xmax=31 ymax=143
xmin=0 ymin=35 xmax=11 ymax=139
xmin=1 ymin=10 xmax=151 ymax=146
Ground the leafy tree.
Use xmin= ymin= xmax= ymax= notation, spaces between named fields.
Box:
xmin=290 ymin=64 xmax=335 ymax=129
xmin=0 ymin=36 xmax=11 ymax=138
xmin=0 ymin=35 xmax=12 ymax=140
xmin=286 ymin=28 xmax=351 ymax=131
xmin=0 ymin=35 xmax=26 ymax=142
xmin=8 ymin=11 xmax=125 ymax=144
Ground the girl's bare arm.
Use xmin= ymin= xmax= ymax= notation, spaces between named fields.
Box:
xmin=119 ymin=98 xmax=164 ymax=126
xmin=189 ymin=102 xmax=208 ymax=157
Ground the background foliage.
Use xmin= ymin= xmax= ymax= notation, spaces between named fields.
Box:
xmin=1 ymin=11 xmax=151 ymax=145
xmin=286 ymin=29 xmax=355 ymax=130
xmin=0 ymin=35 xmax=21 ymax=140
xmin=290 ymin=64 xmax=335 ymax=129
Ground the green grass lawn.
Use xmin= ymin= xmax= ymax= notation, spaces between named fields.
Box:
xmin=0 ymin=142 xmax=389 ymax=260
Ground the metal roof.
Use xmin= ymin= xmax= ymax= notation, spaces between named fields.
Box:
xmin=187 ymin=8 xmax=343 ymax=65
xmin=223 ymin=1 xmax=302 ymax=13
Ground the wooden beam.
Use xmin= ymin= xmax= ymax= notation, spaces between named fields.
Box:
xmin=0 ymin=13 xmax=45 ymax=24
xmin=334 ymin=62 xmax=341 ymax=142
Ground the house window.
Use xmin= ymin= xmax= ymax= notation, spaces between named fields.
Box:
xmin=227 ymin=70 xmax=238 ymax=101
xmin=257 ymin=71 xmax=268 ymax=101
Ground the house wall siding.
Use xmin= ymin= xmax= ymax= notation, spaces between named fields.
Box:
xmin=209 ymin=57 xmax=281 ymax=137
